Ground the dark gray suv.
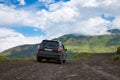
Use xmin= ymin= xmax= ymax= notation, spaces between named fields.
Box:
xmin=37 ymin=40 xmax=67 ymax=64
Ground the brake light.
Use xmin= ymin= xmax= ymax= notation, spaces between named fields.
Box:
xmin=37 ymin=45 xmax=40 ymax=50
xmin=58 ymin=48 xmax=62 ymax=52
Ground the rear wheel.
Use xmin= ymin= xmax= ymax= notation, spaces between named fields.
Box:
xmin=63 ymin=60 xmax=66 ymax=63
xmin=46 ymin=59 xmax=50 ymax=62
xmin=59 ymin=55 xmax=63 ymax=64
xmin=37 ymin=57 xmax=42 ymax=62
xmin=59 ymin=60 xmax=63 ymax=64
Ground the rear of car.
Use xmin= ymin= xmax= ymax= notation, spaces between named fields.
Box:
xmin=36 ymin=40 xmax=67 ymax=64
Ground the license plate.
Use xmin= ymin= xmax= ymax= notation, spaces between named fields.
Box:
xmin=44 ymin=48 xmax=53 ymax=51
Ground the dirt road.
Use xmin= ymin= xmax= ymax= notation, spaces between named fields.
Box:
xmin=0 ymin=53 xmax=120 ymax=80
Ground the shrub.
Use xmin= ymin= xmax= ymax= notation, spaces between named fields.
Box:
xmin=117 ymin=46 xmax=120 ymax=54
xmin=113 ymin=54 xmax=120 ymax=61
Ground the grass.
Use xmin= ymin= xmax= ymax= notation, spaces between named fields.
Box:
xmin=70 ymin=52 xmax=92 ymax=60
xmin=0 ymin=52 xmax=10 ymax=56
xmin=66 ymin=45 xmax=93 ymax=53
xmin=66 ymin=45 xmax=117 ymax=53
xmin=117 ymin=46 xmax=120 ymax=54
xmin=113 ymin=54 xmax=120 ymax=61
xmin=112 ymin=46 xmax=120 ymax=61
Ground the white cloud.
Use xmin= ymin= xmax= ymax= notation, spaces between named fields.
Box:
xmin=102 ymin=0 xmax=117 ymax=6
xmin=82 ymin=0 xmax=99 ymax=7
xmin=48 ymin=1 xmax=62 ymax=11
xmin=0 ymin=28 xmax=45 ymax=52
xmin=39 ymin=0 xmax=55 ymax=4
xmin=112 ymin=17 xmax=120 ymax=29
xmin=17 ymin=0 xmax=26 ymax=5
xmin=81 ymin=0 xmax=119 ymax=8
xmin=73 ymin=17 xmax=110 ymax=35
xmin=0 ymin=4 xmax=43 ymax=28
xmin=0 ymin=4 xmax=27 ymax=25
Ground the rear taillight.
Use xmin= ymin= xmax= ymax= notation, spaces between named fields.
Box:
xmin=58 ymin=47 xmax=62 ymax=53
xmin=37 ymin=45 xmax=40 ymax=50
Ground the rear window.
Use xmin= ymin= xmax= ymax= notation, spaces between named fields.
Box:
xmin=41 ymin=40 xmax=59 ymax=48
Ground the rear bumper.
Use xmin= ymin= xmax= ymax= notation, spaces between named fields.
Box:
xmin=37 ymin=51 xmax=62 ymax=60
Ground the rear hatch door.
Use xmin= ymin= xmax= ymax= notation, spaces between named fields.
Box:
xmin=41 ymin=40 xmax=59 ymax=52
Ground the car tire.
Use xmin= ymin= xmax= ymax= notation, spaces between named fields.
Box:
xmin=59 ymin=59 xmax=63 ymax=64
xmin=59 ymin=55 xmax=63 ymax=64
xmin=47 ymin=59 xmax=50 ymax=62
xmin=37 ymin=57 xmax=42 ymax=62
xmin=63 ymin=60 xmax=66 ymax=63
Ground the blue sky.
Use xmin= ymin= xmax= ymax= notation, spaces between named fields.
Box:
xmin=0 ymin=0 xmax=120 ymax=52
xmin=12 ymin=26 xmax=46 ymax=36
xmin=101 ymin=14 xmax=115 ymax=22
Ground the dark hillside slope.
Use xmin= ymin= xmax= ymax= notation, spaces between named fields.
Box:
xmin=1 ymin=44 xmax=38 ymax=58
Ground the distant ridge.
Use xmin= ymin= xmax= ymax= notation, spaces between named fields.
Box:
xmin=1 ymin=30 xmax=120 ymax=58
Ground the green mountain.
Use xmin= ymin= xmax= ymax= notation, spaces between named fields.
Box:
xmin=0 ymin=44 xmax=38 ymax=58
xmin=1 ymin=30 xmax=120 ymax=58
xmin=54 ymin=34 xmax=120 ymax=53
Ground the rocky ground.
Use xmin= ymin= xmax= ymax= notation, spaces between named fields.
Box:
xmin=0 ymin=53 xmax=120 ymax=80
